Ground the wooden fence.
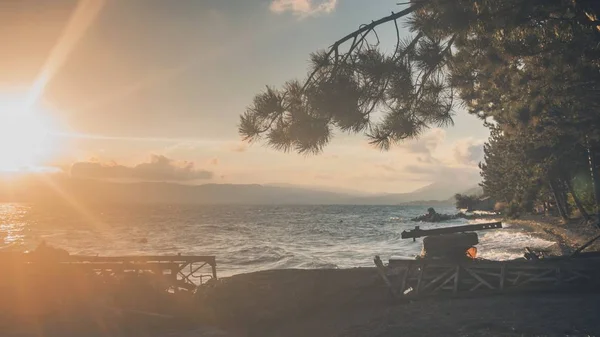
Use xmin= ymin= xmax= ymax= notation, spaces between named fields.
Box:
xmin=375 ymin=256 xmax=600 ymax=298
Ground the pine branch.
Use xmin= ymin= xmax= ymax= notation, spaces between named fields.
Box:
xmin=302 ymin=3 xmax=425 ymax=91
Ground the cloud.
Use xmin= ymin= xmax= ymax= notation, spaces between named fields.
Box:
xmin=453 ymin=139 xmax=485 ymax=166
xmin=404 ymin=163 xmax=481 ymax=184
xmin=269 ymin=0 xmax=338 ymax=17
xmin=71 ymin=155 xmax=213 ymax=182
xmin=399 ymin=128 xmax=445 ymax=163
xmin=350 ymin=171 xmax=427 ymax=183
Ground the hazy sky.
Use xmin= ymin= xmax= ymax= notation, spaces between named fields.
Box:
xmin=0 ymin=0 xmax=490 ymax=193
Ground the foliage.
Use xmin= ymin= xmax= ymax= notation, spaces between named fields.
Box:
xmin=454 ymin=193 xmax=478 ymax=211
xmin=239 ymin=0 xmax=600 ymax=219
xmin=241 ymin=1 xmax=600 ymax=153
xmin=239 ymin=5 xmax=456 ymax=153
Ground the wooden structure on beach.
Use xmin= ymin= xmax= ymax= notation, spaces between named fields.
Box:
xmin=0 ymin=251 xmax=219 ymax=318
xmin=375 ymin=222 xmax=600 ymax=298
xmin=0 ymin=253 xmax=217 ymax=292
xmin=375 ymin=255 xmax=600 ymax=298
xmin=73 ymin=254 xmax=218 ymax=290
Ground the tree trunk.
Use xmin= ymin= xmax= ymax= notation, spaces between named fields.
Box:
xmin=586 ymin=141 xmax=600 ymax=218
xmin=559 ymin=179 xmax=572 ymax=216
xmin=549 ymin=180 xmax=569 ymax=220
xmin=564 ymin=175 xmax=590 ymax=220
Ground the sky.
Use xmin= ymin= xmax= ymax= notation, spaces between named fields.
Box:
xmin=0 ymin=0 xmax=490 ymax=194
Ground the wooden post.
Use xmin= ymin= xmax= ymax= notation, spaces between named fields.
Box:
xmin=453 ymin=266 xmax=460 ymax=294
xmin=416 ymin=264 xmax=424 ymax=295
xmin=571 ymin=233 xmax=600 ymax=256
xmin=400 ymin=262 xmax=411 ymax=295
xmin=170 ymin=266 xmax=179 ymax=293
xmin=374 ymin=256 xmax=397 ymax=298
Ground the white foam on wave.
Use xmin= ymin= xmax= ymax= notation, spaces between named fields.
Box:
xmin=477 ymin=229 xmax=555 ymax=260
xmin=467 ymin=218 xmax=502 ymax=224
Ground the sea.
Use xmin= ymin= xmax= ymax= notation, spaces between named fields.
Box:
xmin=0 ymin=203 xmax=555 ymax=277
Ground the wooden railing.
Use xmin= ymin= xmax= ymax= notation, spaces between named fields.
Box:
xmin=0 ymin=253 xmax=217 ymax=291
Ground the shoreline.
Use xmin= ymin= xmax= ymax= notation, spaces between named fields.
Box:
xmin=186 ymin=215 xmax=600 ymax=337
xmin=4 ymin=215 xmax=600 ymax=336
xmin=503 ymin=215 xmax=600 ymax=255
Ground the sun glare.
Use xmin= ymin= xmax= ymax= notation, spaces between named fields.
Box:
xmin=0 ymin=92 xmax=59 ymax=172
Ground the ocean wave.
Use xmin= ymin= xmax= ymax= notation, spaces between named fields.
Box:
xmin=0 ymin=203 xmax=561 ymax=276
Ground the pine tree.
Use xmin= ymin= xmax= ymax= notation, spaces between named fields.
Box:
xmin=239 ymin=0 xmax=600 ymax=218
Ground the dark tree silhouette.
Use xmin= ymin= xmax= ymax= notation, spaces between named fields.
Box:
xmin=240 ymin=1 xmax=600 ymax=153
xmin=239 ymin=3 xmax=456 ymax=153
xmin=239 ymin=0 xmax=600 ymax=219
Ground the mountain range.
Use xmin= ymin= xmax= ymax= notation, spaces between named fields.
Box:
xmin=0 ymin=175 xmax=481 ymax=205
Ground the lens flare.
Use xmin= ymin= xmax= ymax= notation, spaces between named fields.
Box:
xmin=0 ymin=92 xmax=60 ymax=171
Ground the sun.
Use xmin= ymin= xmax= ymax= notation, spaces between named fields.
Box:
xmin=0 ymin=92 xmax=59 ymax=172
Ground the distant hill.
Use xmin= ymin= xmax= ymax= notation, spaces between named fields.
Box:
xmin=349 ymin=181 xmax=481 ymax=205
xmin=0 ymin=177 xmax=354 ymax=205
xmin=264 ymin=183 xmax=372 ymax=197
xmin=0 ymin=175 xmax=480 ymax=205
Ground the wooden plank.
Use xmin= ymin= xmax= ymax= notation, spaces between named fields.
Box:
xmin=463 ymin=267 xmax=496 ymax=290
xmin=387 ymin=259 xmax=600 ymax=271
xmin=374 ymin=256 xmax=397 ymax=298
xmin=69 ymin=255 xmax=216 ymax=264
xmin=565 ymin=269 xmax=592 ymax=280
xmin=0 ymin=254 xmax=217 ymax=266
xmin=416 ymin=265 xmax=425 ymax=295
xmin=401 ymin=222 xmax=502 ymax=239
xmin=517 ymin=269 xmax=556 ymax=286
xmin=474 ymin=271 xmax=502 ymax=278
xmin=563 ymin=270 xmax=592 ymax=282
xmin=431 ymin=269 xmax=458 ymax=293
xmin=76 ymin=262 xmax=181 ymax=272
xmin=571 ymin=232 xmax=600 ymax=256
xmin=453 ymin=266 xmax=460 ymax=294
xmin=400 ymin=262 xmax=412 ymax=295
xmin=421 ymin=268 xmax=455 ymax=292
xmin=470 ymin=282 xmax=483 ymax=292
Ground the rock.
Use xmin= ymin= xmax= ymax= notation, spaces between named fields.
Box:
xmin=411 ymin=208 xmax=457 ymax=222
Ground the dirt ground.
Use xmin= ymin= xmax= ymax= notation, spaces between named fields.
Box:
xmin=192 ymin=268 xmax=600 ymax=337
